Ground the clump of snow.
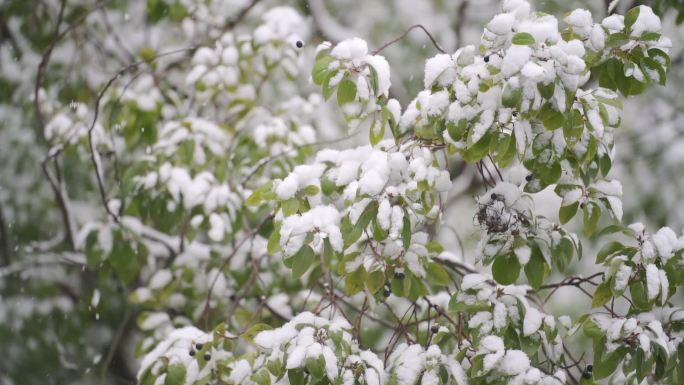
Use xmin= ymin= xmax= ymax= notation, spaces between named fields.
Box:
xmin=630 ymin=6 xmax=661 ymax=37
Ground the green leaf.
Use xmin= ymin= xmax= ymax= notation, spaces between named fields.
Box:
xmin=288 ymin=369 xmax=305 ymax=385
xmin=407 ymin=274 xmax=428 ymax=300
xmin=537 ymin=82 xmax=555 ymax=99
xmin=242 ymin=323 xmax=273 ymax=343
xmin=595 ymin=241 xmax=625 ymax=264
xmin=369 ymin=117 xmax=385 ymax=146
xmin=366 ymin=270 xmax=385 ymax=293
xmin=593 ymin=347 xmax=627 ymax=379
xmin=502 ymin=83 xmax=522 ymax=108
xmin=492 ymin=253 xmax=521 ymax=285
xmin=592 ymin=281 xmax=612 ymax=308
xmin=368 ymin=64 xmax=380 ymax=95
xmin=251 ymin=369 xmax=271 ymax=385
xmin=641 ymin=57 xmax=667 ymax=86
xmin=304 ymin=185 xmax=320 ymax=196
xmin=512 ymin=32 xmax=535 ymax=45
xmin=291 ymin=245 xmax=315 ymax=279
xmin=524 ymin=245 xmax=548 ymax=290
xmin=426 ymin=262 xmax=450 ymax=286
xmin=402 ymin=211 xmax=411 ymax=250
xmin=322 ymin=71 xmax=338 ymax=100
xmin=447 ymin=119 xmax=467 ymax=142
xmin=648 ymin=48 xmax=671 ymax=69
xmin=677 ymin=343 xmax=684 ymax=385
xmin=635 ymin=348 xmax=649 ymax=383
xmin=630 ymin=280 xmax=650 ymax=310
xmin=605 ymin=32 xmax=630 ymax=48
xmin=164 ymin=364 xmax=186 ymax=385
xmin=541 ymin=107 xmax=565 ymax=130
xmin=345 ymin=266 xmax=367 ymax=295
xmin=281 ymin=198 xmax=299 ymax=216
xmin=559 ymin=202 xmax=579 ymax=225
xmin=583 ymin=201 xmax=601 ymax=236
xmin=625 ymin=6 xmax=641 ymax=31
xmin=337 ymin=79 xmax=357 ymax=105
xmin=462 ymin=132 xmax=492 ymax=163
xmin=306 ymin=356 xmax=326 ymax=379
xmin=267 ymin=229 xmax=281 ymax=254
xmin=582 ymin=317 xmax=603 ymax=340
xmin=312 ymin=49 xmax=333 ymax=85
xmin=246 ymin=182 xmax=274 ymax=206
xmin=552 ymin=237 xmax=574 ymax=274
xmin=321 ymin=178 xmax=337 ymax=196
xmin=110 ymin=232 xmax=141 ymax=284
xmin=595 ymin=224 xmax=635 ymax=238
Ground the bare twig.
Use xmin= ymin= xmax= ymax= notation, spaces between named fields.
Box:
xmin=0 ymin=202 xmax=12 ymax=266
xmin=99 ymin=304 xmax=133 ymax=385
xmin=372 ymin=24 xmax=447 ymax=55
xmin=224 ymin=0 xmax=262 ymax=30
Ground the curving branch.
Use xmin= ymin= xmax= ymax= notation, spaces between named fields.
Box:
xmin=372 ymin=24 xmax=447 ymax=55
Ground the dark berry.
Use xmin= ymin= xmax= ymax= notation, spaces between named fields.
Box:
xmin=484 ymin=55 xmax=490 ymax=63
xmin=490 ymin=193 xmax=499 ymax=200
xmin=430 ymin=325 xmax=439 ymax=333
xmin=204 ymin=353 xmax=211 ymax=361
xmin=195 ymin=343 xmax=203 ymax=350
xmin=383 ymin=289 xmax=391 ymax=297
xmin=525 ymin=174 xmax=532 ymax=181
xmin=189 ymin=350 xmax=195 ymax=356
xmin=586 ymin=365 xmax=593 ymax=372
xmin=394 ymin=271 xmax=405 ymax=279
xmin=296 ymin=40 xmax=304 ymax=48
xmin=582 ymin=371 xmax=591 ymax=379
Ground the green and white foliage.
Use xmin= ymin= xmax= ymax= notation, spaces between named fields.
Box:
xmin=2 ymin=1 xmax=684 ymax=385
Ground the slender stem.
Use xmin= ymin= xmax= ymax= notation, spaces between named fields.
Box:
xmin=372 ymin=24 xmax=447 ymax=55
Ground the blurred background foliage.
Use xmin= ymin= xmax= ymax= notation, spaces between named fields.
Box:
xmin=0 ymin=0 xmax=683 ymax=384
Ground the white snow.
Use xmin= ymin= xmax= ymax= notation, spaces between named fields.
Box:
xmin=424 ymin=54 xmax=456 ymax=88
xmin=630 ymin=6 xmax=661 ymax=37
xmin=501 ymin=45 xmax=531 ymax=77
xmin=365 ymin=55 xmax=392 ymax=96
xmin=487 ymin=13 xmax=516 ymax=35
xmin=523 ymin=307 xmax=542 ymax=336
xmin=613 ymin=264 xmax=631 ymax=292
xmin=500 ymin=350 xmax=530 ymax=375
xmin=645 ymin=263 xmax=661 ymax=301
xmin=602 ymin=14 xmax=625 ymax=31
xmin=330 ymin=37 xmax=368 ymax=60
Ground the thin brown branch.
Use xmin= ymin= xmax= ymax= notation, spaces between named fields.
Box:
xmin=372 ymin=24 xmax=447 ymax=55
xmin=0 ymin=202 xmax=12 ymax=266
xmin=224 ymin=0 xmax=261 ymax=31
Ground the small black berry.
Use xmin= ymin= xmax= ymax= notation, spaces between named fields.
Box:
xmin=586 ymin=365 xmax=593 ymax=372
xmin=189 ymin=350 xmax=195 ymax=356
xmin=296 ymin=40 xmax=304 ymax=48
xmin=582 ymin=371 xmax=591 ymax=379
xmin=195 ymin=343 xmax=203 ymax=350
xmin=525 ymin=174 xmax=533 ymax=182
xmin=383 ymin=289 xmax=391 ymax=297
xmin=430 ymin=325 xmax=439 ymax=333
xmin=394 ymin=271 xmax=405 ymax=280
xmin=204 ymin=353 xmax=211 ymax=361
xmin=484 ymin=55 xmax=490 ymax=63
